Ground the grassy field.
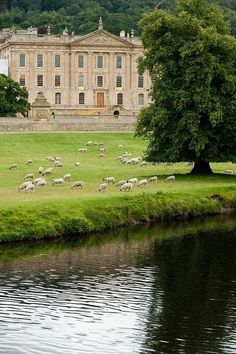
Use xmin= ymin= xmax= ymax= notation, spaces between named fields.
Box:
xmin=0 ymin=131 xmax=235 ymax=242
xmin=0 ymin=131 xmax=235 ymax=208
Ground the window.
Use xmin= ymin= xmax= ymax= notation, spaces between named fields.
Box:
xmin=19 ymin=54 xmax=25 ymax=67
xmin=55 ymin=93 xmax=61 ymax=104
xmin=37 ymin=54 xmax=43 ymax=67
xmin=117 ymin=93 xmax=123 ymax=105
xmin=116 ymin=56 xmax=122 ymax=69
xmin=37 ymin=75 xmax=43 ymax=86
xmin=97 ymin=55 xmax=103 ymax=69
xmin=138 ymin=76 xmax=144 ymax=88
xmin=55 ymin=75 xmax=61 ymax=86
xmin=116 ymin=76 xmax=122 ymax=88
xmin=78 ymin=55 xmax=84 ymax=68
xmin=55 ymin=54 xmax=60 ymax=68
xmin=79 ymin=93 xmax=85 ymax=105
xmin=19 ymin=75 xmax=25 ymax=86
xmin=78 ymin=75 xmax=84 ymax=88
xmin=97 ymin=75 xmax=103 ymax=87
xmin=138 ymin=93 xmax=144 ymax=105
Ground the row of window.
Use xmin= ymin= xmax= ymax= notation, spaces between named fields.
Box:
xmin=19 ymin=54 xmax=126 ymax=69
xmin=54 ymin=93 xmax=145 ymax=106
xmin=19 ymin=75 xmax=144 ymax=88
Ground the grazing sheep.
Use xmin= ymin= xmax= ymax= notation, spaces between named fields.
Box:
xmin=45 ymin=156 xmax=55 ymax=162
xmin=43 ymin=167 xmax=53 ymax=176
xmin=63 ymin=174 xmax=71 ymax=181
xmin=98 ymin=142 xmax=104 ymax=147
xmin=54 ymin=162 xmax=64 ymax=168
xmin=33 ymin=177 xmax=46 ymax=185
xmin=86 ymin=140 xmax=93 ymax=146
xmin=26 ymin=159 xmax=33 ymax=165
xmin=98 ymin=153 xmax=105 ymax=158
xmin=78 ymin=148 xmax=87 ymax=152
xmin=128 ymin=178 xmax=138 ymax=185
xmin=120 ymin=182 xmax=133 ymax=192
xmin=38 ymin=167 xmax=44 ymax=174
xmin=165 ymin=162 xmax=173 ymax=166
xmin=224 ymin=170 xmax=234 ymax=175
xmin=186 ymin=161 xmax=194 ymax=166
xmin=99 ymin=182 xmax=108 ymax=192
xmin=52 ymin=178 xmax=64 ymax=186
xmin=99 ymin=147 xmax=105 ymax=153
xmin=103 ymin=177 xmax=115 ymax=184
xmin=115 ymin=179 xmax=127 ymax=187
xmin=75 ymin=162 xmax=80 ymax=167
xmin=9 ymin=163 xmax=18 ymax=170
xmin=165 ymin=175 xmax=176 ymax=182
xmin=36 ymin=179 xmax=46 ymax=187
xmin=140 ymin=161 xmax=148 ymax=167
xmin=148 ymin=176 xmax=158 ymax=183
xmin=18 ymin=181 xmax=32 ymax=192
xmin=71 ymin=181 xmax=83 ymax=189
xmin=117 ymin=144 xmax=123 ymax=148
xmin=24 ymin=173 xmax=34 ymax=180
xmin=25 ymin=183 xmax=35 ymax=193
xmin=138 ymin=179 xmax=148 ymax=187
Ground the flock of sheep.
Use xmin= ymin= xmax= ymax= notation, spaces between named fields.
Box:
xmin=9 ymin=139 xmax=177 ymax=194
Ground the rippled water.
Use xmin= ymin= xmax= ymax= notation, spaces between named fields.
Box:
xmin=0 ymin=216 xmax=235 ymax=353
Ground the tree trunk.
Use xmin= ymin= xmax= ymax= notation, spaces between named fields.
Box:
xmin=190 ymin=160 xmax=213 ymax=174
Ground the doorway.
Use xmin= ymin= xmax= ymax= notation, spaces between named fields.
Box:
xmin=97 ymin=92 xmax=105 ymax=107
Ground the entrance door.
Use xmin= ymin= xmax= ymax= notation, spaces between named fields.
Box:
xmin=97 ymin=92 xmax=105 ymax=107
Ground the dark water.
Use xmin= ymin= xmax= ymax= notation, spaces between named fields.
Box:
xmin=0 ymin=216 xmax=235 ymax=354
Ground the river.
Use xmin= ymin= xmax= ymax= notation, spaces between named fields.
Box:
xmin=0 ymin=215 xmax=235 ymax=354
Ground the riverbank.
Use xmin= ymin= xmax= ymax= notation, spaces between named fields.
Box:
xmin=0 ymin=187 xmax=236 ymax=243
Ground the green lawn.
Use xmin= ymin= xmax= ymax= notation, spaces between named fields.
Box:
xmin=0 ymin=131 xmax=235 ymax=209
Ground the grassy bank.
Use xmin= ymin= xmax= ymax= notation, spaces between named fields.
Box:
xmin=0 ymin=132 xmax=235 ymax=242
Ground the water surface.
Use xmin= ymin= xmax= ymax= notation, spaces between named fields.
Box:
xmin=0 ymin=216 xmax=235 ymax=353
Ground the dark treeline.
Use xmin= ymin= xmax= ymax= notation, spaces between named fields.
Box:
xmin=0 ymin=0 xmax=235 ymax=35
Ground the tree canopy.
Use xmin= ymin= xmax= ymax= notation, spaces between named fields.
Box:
xmin=136 ymin=0 xmax=236 ymax=173
xmin=0 ymin=74 xmax=30 ymax=117
xmin=0 ymin=0 xmax=235 ymax=36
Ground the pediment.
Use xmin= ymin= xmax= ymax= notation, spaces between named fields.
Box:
xmin=71 ymin=29 xmax=133 ymax=48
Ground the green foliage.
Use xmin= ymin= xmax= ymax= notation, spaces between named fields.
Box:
xmin=0 ymin=74 xmax=30 ymax=117
xmin=136 ymin=0 xmax=236 ymax=166
xmin=0 ymin=0 xmax=235 ymax=35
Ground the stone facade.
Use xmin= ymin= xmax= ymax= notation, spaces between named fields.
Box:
xmin=0 ymin=20 xmax=150 ymax=117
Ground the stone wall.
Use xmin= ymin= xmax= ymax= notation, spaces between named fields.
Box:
xmin=0 ymin=115 xmax=136 ymax=132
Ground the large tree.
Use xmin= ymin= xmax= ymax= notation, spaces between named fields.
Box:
xmin=136 ymin=0 xmax=236 ymax=173
xmin=0 ymin=74 xmax=30 ymax=117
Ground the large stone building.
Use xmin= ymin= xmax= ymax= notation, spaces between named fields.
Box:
xmin=0 ymin=19 xmax=150 ymax=117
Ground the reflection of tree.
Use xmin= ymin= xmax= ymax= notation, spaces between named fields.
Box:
xmin=141 ymin=230 xmax=236 ymax=354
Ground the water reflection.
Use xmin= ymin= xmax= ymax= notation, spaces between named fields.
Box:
xmin=0 ymin=215 xmax=235 ymax=353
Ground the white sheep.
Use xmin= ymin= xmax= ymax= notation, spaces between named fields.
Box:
xmin=18 ymin=181 xmax=32 ymax=192
xmin=99 ymin=182 xmax=108 ymax=192
xmin=71 ymin=181 xmax=83 ymax=189
xmin=78 ymin=148 xmax=87 ymax=152
xmin=63 ymin=173 xmax=71 ymax=181
xmin=117 ymin=144 xmax=123 ymax=148
xmin=75 ymin=162 xmax=80 ymax=167
xmin=54 ymin=162 xmax=64 ymax=168
xmin=26 ymin=159 xmax=33 ymax=165
xmin=128 ymin=178 xmax=138 ymax=185
xmin=33 ymin=177 xmax=46 ymax=185
xmin=52 ymin=178 xmax=64 ymax=186
xmin=43 ymin=167 xmax=53 ymax=176
xmin=99 ymin=147 xmax=105 ymax=153
xmin=120 ymin=182 xmax=133 ymax=192
xmin=86 ymin=140 xmax=93 ymax=146
xmin=148 ymin=176 xmax=158 ymax=183
xmin=25 ymin=183 xmax=35 ymax=193
xmin=36 ymin=179 xmax=46 ymax=187
xmin=165 ymin=175 xmax=176 ymax=183
xmin=115 ymin=179 xmax=127 ymax=187
xmin=38 ymin=167 xmax=44 ymax=174
xmin=24 ymin=173 xmax=34 ymax=180
xmin=98 ymin=153 xmax=105 ymax=158
xmin=9 ymin=163 xmax=18 ymax=170
xmin=138 ymin=179 xmax=148 ymax=187
xmin=140 ymin=161 xmax=148 ymax=167
xmin=103 ymin=177 xmax=115 ymax=184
